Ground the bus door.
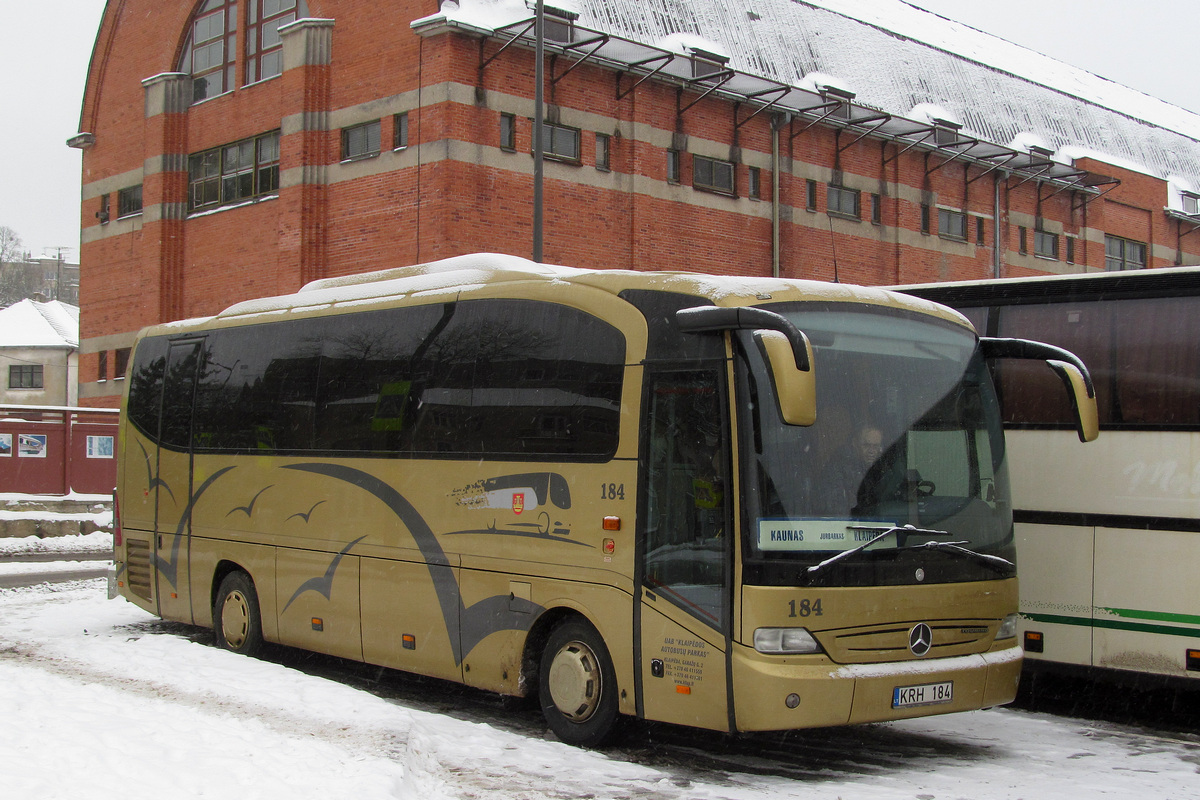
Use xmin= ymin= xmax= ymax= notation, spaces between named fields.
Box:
xmin=152 ymin=338 xmax=204 ymax=623
xmin=636 ymin=367 xmax=733 ymax=732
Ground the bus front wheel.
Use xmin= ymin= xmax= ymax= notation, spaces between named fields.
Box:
xmin=214 ymin=571 xmax=263 ymax=657
xmin=538 ymin=618 xmax=619 ymax=747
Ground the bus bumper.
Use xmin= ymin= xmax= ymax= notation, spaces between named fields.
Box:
xmin=731 ymin=643 xmax=1022 ymax=732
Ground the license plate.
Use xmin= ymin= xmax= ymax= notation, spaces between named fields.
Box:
xmin=892 ymin=681 xmax=954 ymax=708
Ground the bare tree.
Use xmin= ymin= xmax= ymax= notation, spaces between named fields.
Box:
xmin=0 ymin=226 xmax=32 ymax=306
xmin=0 ymin=226 xmax=24 ymax=264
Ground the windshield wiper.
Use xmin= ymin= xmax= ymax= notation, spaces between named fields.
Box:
xmin=805 ymin=524 xmax=951 ymax=578
xmin=903 ymin=540 xmax=1015 ymax=571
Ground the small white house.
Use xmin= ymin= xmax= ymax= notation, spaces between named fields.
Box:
xmin=0 ymin=299 xmax=79 ymax=406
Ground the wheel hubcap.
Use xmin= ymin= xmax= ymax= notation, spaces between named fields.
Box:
xmin=222 ymin=590 xmax=250 ymax=648
xmin=547 ymin=640 xmax=602 ymax=722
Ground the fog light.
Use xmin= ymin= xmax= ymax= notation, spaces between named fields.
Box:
xmin=785 ymin=693 xmax=801 ymax=709
xmin=996 ymin=613 xmax=1019 ymax=640
xmin=753 ymin=628 xmax=822 ymax=654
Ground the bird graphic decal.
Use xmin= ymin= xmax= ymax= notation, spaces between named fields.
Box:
xmin=287 ymin=500 xmax=326 ymax=524
xmin=136 ymin=440 xmax=175 ymax=501
xmin=281 ymin=535 xmax=368 ymax=613
xmin=226 ymin=485 xmax=274 ymax=518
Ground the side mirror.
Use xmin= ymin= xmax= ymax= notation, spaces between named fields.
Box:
xmin=979 ymin=337 xmax=1099 ymax=443
xmin=755 ymin=330 xmax=817 ymax=427
xmin=676 ymin=306 xmax=817 ymax=427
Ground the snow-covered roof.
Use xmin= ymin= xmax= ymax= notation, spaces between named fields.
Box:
xmin=420 ymin=0 xmax=1200 ymax=184
xmin=0 ymin=300 xmax=79 ymax=349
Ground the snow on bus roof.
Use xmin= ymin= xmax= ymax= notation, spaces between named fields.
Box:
xmin=196 ymin=253 xmax=966 ymax=329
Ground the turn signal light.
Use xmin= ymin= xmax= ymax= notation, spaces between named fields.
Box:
xmin=602 ymin=516 xmax=621 ymax=531
xmin=1187 ymin=649 xmax=1200 ymax=672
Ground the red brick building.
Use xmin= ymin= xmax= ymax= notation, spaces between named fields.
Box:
xmin=70 ymin=0 xmax=1200 ymax=406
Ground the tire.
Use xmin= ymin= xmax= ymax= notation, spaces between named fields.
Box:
xmin=538 ymin=618 xmax=620 ymax=747
xmin=213 ymin=571 xmax=264 ymax=657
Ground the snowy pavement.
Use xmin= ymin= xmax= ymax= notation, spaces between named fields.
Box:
xmin=1 ymin=577 xmax=1198 ymax=799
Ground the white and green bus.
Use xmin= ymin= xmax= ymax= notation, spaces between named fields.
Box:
xmin=113 ymin=253 xmax=1095 ymax=745
xmin=902 ymin=267 xmax=1200 ymax=688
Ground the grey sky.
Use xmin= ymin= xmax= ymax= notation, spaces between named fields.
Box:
xmin=0 ymin=0 xmax=1196 ymax=261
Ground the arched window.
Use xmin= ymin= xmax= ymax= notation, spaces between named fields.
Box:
xmin=179 ymin=0 xmax=309 ymax=104
xmin=246 ymin=0 xmax=307 ymax=85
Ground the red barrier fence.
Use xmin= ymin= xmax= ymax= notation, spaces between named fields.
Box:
xmin=0 ymin=405 xmax=119 ymax=496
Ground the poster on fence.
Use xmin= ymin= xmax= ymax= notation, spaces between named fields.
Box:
xmin=18 ymin=434 xmax=47 ymax=458
xmin=0 ymin=433 xmax=10 ymax=456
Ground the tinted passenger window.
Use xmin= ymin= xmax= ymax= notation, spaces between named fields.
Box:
xmin=995 ymin=296 xmax=1200 ymax=428
xmin=175 ymin=299 xmax=626 ymax=459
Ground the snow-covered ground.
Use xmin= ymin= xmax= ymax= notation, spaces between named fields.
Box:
xmin=2 ymin=575 xmax=1198 ymax=800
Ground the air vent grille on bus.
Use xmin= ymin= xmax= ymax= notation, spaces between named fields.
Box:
xmin=125 ymin=539 xmax=152 ymax=600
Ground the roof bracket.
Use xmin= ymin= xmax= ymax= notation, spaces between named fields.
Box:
xmin=925 ymin=139 xmax=982 ymax=174
xmin=734 ymin=85 xmax=791 ymax=129
xmin=615 ymin=53 xmax=675 ymax=100
xmin=479 ymin=20 xmax=536 ymax=73
xmin=550 ymin=33 xmax=610 ymax=85
xmin=966 ymin=153 xmax=1021 ymax=184
xmin=882 ymin=129 xmax=935 ymax=164
xmin=789 ymin=102 xmax=844 ymax=139
xmin=1008 ymin=162 xmax=1057 ymax=190
xmin=837 ymin=113 xmax=892 ymax=152
xmin=677 ymin=71 xmax=736 ymax=116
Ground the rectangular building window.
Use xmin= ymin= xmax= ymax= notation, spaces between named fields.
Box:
xmin=806 ymin=179 xmax=818 ymax=211
xmin=117 ymin=185 xmax=143 ymax=218
xmin=189 ymin=131 xmax=280 ymax=211
xmin=115 ymin=347 xmax=131 ymax=379
xmin=1018 ymin=226 xmax=1028 ymax=254
xmin=1105 ymin=235 xmax=1147 ymax=271
xmin=748 ymin=167 xmax=761 ymax=200
xmin=827 ymin=184 xmax=860 ymax=218
xmin=693 ymin=155 xmax=735 ymax=195
xmin=98 ymin=351 xmax=108 ymax=382
xmin=540 ymin=122 xmax=581 ymax=162
xmin=1183 ymin=193 xmax=1200 ymax=215
xmin=938 ymin=208 xmax=967 ymax=240
xmin=1034 ymin=229 xmax=1059 ymax=260
xmin=595 ymin=133 xmax=610 ymax=171
xmin=393 ymin=113 xmax=409 ymax=150
xmin=920 ymin=204 xmax=931 ymax=234
xmin=667 ymin=150 xmax=681 ymax=184
xmin=976 ymin=216 xmax=986 ymax=245
xmin=342 ymin=120 xmax=381 ymax=161
xmin=870 ymin=193 xmax=882 ymax=224
xmin=1066 ymin=236 xmax=1076 ymax=264
xmin=9 ymin=365 xmax=43 ymax=389
xmin=500 ymin=113 xmax=516 ymax=151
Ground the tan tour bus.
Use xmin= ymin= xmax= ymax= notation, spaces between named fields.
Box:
xmin=112 ymin=253 xmax=1096 ymax=746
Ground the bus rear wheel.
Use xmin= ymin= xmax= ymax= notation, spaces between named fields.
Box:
xmin=538 ymin=619 xmax=619 ymax=747
xmin=214 ymin=571 xmax=263 ymax=657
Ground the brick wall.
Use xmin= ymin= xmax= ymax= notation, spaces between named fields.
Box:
xmin=73 ymin=1 xmax=1200 ymax=406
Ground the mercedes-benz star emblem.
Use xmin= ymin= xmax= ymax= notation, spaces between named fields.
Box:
xmin=908 ymin=623 xmax=933 ymax=657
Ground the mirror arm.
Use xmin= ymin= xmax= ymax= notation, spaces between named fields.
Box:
xmin=978 ymin=337 xmax=1096 ymax=398
xmin=676 ymin=306 xmax=811 ymax=371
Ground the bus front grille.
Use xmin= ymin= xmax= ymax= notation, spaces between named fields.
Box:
xmin=819 ymin=620 xmax=998 ymax=664
xmin=125 ymin=539 xmax=153 ymax=600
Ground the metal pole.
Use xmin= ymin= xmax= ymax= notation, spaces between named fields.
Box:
xmin=533 ymin=0 xmax=545 ymax=262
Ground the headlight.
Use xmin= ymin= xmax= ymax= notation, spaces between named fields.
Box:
xmin=996 ymin=613 xmax=1019 ymax=640
xmin=753 ymin=627 xmax=822 ymax=654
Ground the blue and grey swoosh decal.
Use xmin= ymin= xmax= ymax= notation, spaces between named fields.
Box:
xmin=283 ymin=463 xmax=544 ymax=664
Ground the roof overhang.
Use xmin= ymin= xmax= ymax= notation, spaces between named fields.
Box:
xmin=414 ymin=12 xmax=1118 ymax=195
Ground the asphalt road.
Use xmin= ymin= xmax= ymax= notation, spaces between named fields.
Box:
xmin=0 ymin=552 xmax=111 ymax=589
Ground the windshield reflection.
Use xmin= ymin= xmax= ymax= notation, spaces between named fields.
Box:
xmin=737 ymin=304 xmax=1013 ymax=586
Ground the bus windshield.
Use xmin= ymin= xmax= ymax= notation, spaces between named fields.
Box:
xmin=736 ymin=303 xmax=1013 ymax=587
